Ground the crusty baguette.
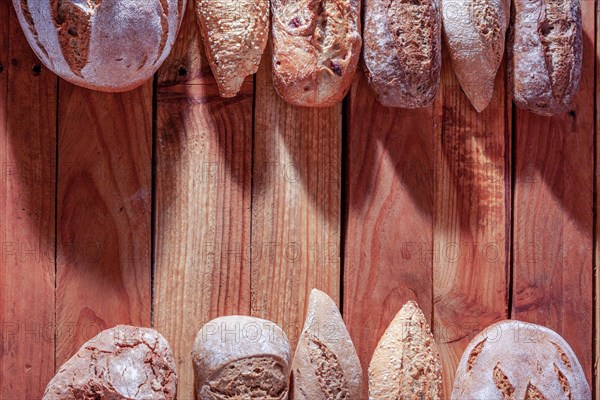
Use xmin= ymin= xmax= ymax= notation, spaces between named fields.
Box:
xmin=192 ymin=316 xmax=292 ymax=400
xmin=369 ymin=301 xmax=443 ymax=400
xmin=12 ymin=0 xmax=185 ymax=92
xmin=442 ymin=0 xmax=509 ymax=112
xmin=43 ymin=325 xmax=177 ymax=399
xmin=509 ymin=0 xmax=582 ymax=115
xmin=363 ymin=0 xmax=442 ymax=108
xmin=195 ymin=0 xmax=269 ymax=97
xmin=452 ymin=320 xmax=590 ymax=399
xmin=271 ymin=0 xmax=362 ymax=107
xmin=292 ymin=289 xmax=363 ymax=399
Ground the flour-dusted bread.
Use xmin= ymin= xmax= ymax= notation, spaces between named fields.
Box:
xmin=369 ymin=301 xmax=443 ymax=400
xmin=509 ymin=0 xmax=582 ymax=116
xmin=452 ymin=320 xmax=590 ymax=399
xmin=196 ymin=0 xmax=269 ymax=97
xmin=43 ymin=325 xmax=177 ymax=399
xmin=442 ymin=0 xmax=509 ymax=112
xmin=271 ymin=0 xmax=362 ymax=107
xmin=363 ymin=0 xmax=441 ymax=108
xmin=192 ymin=316 xmax=292 ymax=399
xmin=12 ymin=0 xmax=185 ymax=92
xmin=292 ymin=289 xmax=362 ymax=399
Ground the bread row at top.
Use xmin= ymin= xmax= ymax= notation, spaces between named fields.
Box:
xmin=13 ymin=0 xmax=582 ymax=116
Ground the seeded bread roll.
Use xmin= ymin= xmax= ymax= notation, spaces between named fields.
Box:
xmin=192 ymin=316 xmax=292 ymax=400
xmin=195 ymin=0 xmax=269 ymax=97
xmin=43 ymin=325 xmax=177 ymax=399
xmin=363 ymin=0 xmax=442 ymax=108
xmin=451 ymin=320 xmax=590 ymax=399
xmin=442 ymin=0 xmax=509 ymax=112
xmin=292 ymin=289 xmax=363 ymax=399
xmin=369 ymin=301 xmax=443 ymax=400
xmin=271 ymin=0 xmax=362 ymax=107
xmin=12 ymin=0 xmax=185 ymax=92
xmin=509 ymin=0 xmax=582 ymax=115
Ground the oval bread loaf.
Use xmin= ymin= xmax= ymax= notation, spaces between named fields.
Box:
xmin=363 ymin=0 xmax=442 ymax=108
xmin=12 ymin=0 xmax=185 ymax=92
xmin=292 ymin=289 xmax=363 ymax=399
xmin=442 ymin=0 xmax=509 ymax=112
xmin=509 ymin=0 xmax=582 ymax=115
xmin=271 ymin=0 xmax=362 ymax=107
xmin=369 ymin=301 xmax=443 ymax=400
xmin=196 ymin=0 xmax=269 ymax=97
xmin=192 ymin=316 xmax=292 ymax=400
xmin=451 ymin=320 xmax=590 ymax=399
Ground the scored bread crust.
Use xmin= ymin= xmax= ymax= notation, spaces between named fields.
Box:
xmin=451 ymin=320 xmax=591 ymax=400
xmin=271 ymin=0 xmax=362 ymax=107
xmin=509 ymin=0 xmax=582 ymax=116
xmin=12 ymin=0 xmax=186 ymax=92
xmin=442 ymin=0 xmax=509 ymax=112
xmin=196 ymin=0 xmax=269 ymax=97
xmin=363 ymin=0 xmax=442 ymax=108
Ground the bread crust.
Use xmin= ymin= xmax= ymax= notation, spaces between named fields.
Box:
xmin=12 ymin=0 xmax=185 ymax=92
xmin=196 ymin=0 xmax=269 ymax=97
xmin=363 ymin=0 xmax=442 ymax=108
xmin=509 ymin=0 xmax=582 ymax=115
xmin=271 ymin=0 xmax=362 ymax=107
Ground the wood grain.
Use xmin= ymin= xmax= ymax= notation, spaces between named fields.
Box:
xmin=0 ymin=6 xmax=57 ymax=398
xmin=154 ymin=2 xmax=253 ymax=397
xmin=55 ymin=82 xmax=152 ymax=365
xmin=513 ymin=0 xmax=594 ymax=384
xmin=343 ymin=72 xmax=435 ymax=397
xmin=433 ymin=53 xmax=510 ymax=396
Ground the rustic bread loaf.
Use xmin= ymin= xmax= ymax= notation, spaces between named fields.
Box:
xmin=451 ymin=320 xmax=590 ymax=399
xmin=442 ymin=0 xmax=509 ymax=111
xmin=369 ymin=301 xmax=443 ymax=400
xmin=43 ymin=325 xmax=177 ymax=399
xmin=509 ymin=0 xmax=582 ymax=115
xmin=292 ymin=289 xmax=362 ymax=399
xmin=271 ymin=0 xmax=362 ymax=107
xmin=12 ymin=0 xmax=185 ymax=92
xmin=196 ymin=0 xmax=269 ymax=97
xmin=192 ymin=316 xmax=292 ymax=400
xmin=363 ymin=0 xmax=442 ymax=108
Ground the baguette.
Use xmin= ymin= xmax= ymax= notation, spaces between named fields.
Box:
xmin=363 ymin=0 xmax=442 ymax=108
xmin=13 ymin=0 xmax=185 ymax=92
xmin=292 ymin=289 xmax=363 ymax=399
xmin=509 ymin=0 xmax=582 ymax=115
xmin=452 ymin=320 xmax=590 ymax=399
xmin=196 ymin=0 xmax=269 ymax=97
xmin=442 ymin=0 xmax=509 ymax=111
xmin=271 ymin=0 xmax=362 ymax=107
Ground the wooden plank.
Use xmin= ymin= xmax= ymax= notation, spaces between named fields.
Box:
xmin=0 ymin=6 xmax=57 ymax=398
xmin=251 ymin=48 xmax=341 ymax=349
xmin=433 ymin=53 xmax=510 ymax=397
xmin=595 ymin=0 xmax=600 ymax=394
xmin=55 ymin=86 xmax=152 ymax=363
xmin=343 ymin=71 xmax=435 ymax=398
xmin=154 ymin=2 xmax=253 ymax=397
xmin=513 ymin=0 xmax=594 ymax=384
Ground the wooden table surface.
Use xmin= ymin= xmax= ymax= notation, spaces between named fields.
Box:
xmin=0 ymin=0 xmax=597 ymax=398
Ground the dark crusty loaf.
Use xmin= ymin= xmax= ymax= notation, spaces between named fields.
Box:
xmin=363 ymin=0 xmax=442 ymax=108
xmin=13 ymin=0 xmax=185 ymax=92
xmin=271 ymin=0 xmax=362 ymax=107
xmin=509 ymin=0 xmax=582 ymax=115
xmin=452 ymin=320 xmax=590 ymax=399
xmin=196 ymin=0 xmax=269 ymax=97
xmin=442 ymin=0 xmax=510 ymax=112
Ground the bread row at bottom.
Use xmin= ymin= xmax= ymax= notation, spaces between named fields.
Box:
xmin=42 ymin=289 xmax=590 ymax=399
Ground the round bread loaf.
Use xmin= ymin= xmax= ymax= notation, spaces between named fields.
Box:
xmin=452 ymin=320 xmax=590 ymax=399
xmin=12 ymin=0 xmax=186 ymax=92
xmin=192 ymin=316 xmax=292 ymax=400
